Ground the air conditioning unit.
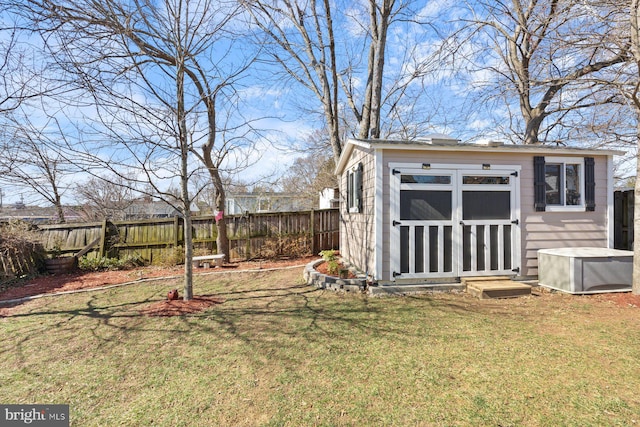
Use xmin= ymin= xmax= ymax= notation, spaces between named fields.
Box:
xmin=537 ymin=247 xmax=633 ymax=294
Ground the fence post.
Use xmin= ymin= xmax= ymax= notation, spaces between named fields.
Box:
xmin=99 ymin=219 xmax=108 ymax=258
xmin=310 ymin=209 xmax=316 ymax=255
xmin=174 ymin=216 xmax=180 ymax=249
xmin=245 ymin=213 xmax=252 ymax=260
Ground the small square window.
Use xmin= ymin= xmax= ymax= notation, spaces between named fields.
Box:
xmin=535 ymin=156 xmax=594 ymax=212
xmin=545 ymin=160 xmax=583 ymax=209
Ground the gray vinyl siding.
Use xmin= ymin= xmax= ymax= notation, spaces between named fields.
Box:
xmin=339 ymin=145 xmax=377 ymax=278
xmin=377 ymin=149 xmax=610 ymax=280
xmin=520 ymin=155 xmax=609 ymax=276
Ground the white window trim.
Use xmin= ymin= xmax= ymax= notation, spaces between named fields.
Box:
xmin=544 ymin=156 xmax=585 ymax=212
xmin=347 ymin=164 xmax=362 ymax=213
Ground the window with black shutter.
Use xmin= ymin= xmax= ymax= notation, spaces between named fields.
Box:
xmin=533 ymin=156 xmax=594 ymax=212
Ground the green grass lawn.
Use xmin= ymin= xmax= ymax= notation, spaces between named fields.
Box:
xmin=2 ymin=267 xmax=639 ymax=426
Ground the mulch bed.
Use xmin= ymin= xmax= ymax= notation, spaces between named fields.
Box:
xmin=139 ymin=296 xmax=226 ymax=317
xmin=314 ymin=261 xmax=358 ymax=279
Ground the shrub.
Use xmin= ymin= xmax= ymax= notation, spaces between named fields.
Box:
xmin=319 ymin=249 xmax=340 ymax=275
xmin=152 ymin=245 xmax=184 ymax=267
xmin=253 ymin=234 xmax=312 ymax=260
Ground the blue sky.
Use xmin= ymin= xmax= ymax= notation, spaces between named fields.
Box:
xmin=0 ymin=0 xmax=635 ymax=206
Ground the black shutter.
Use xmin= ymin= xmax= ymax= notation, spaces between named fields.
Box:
xmin=356 ymin=163 xmax=363 ymax=212
xmin=585 ymin=157 xmax=595 ymax=211
xmin=348 ymin=171 xmax=353 ymax=211
xmin=534 ymin=156 xmax=546 ymax=212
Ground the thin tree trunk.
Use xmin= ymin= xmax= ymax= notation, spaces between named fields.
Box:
xmin=54 ymin=193 xmax=66 ymax=224
xmin=358 ymin=5 xmax=377 ymax=140
xmin=369 ymin=0 xmax=393 ymax=140
xmin=177 ymin=53 xmax=193 ymax=300
xmin=201 ymin=151 xmax=229 ymax=261
xmin=633 ymin=128 xmax=640 ymax=294
xmin=213 ymin=172 xmax=229 ymax=260
xmin=631 ymin=0 xmax=640 ymax=295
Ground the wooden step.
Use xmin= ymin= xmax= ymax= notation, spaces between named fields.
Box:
xmin=465 ymin=278 xmax=531 ymax=299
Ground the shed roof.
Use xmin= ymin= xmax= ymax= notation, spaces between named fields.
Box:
xmin=336 ymin=137 xmax=625 ymax=175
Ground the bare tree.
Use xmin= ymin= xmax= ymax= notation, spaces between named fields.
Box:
xmin=462 ymin=0 xmax=630 ymax=145
xmin=8 ymin=0 xmax=257 ymax=299
xmin=0 ymin=18 xmax=74 ymax=216
xmin=280 ymin=129 xmax=338 ymax=207
xmin=74 ymin=175 xmax=135 ymax=221
xmin=0 ymin=26 xmax=46 ymax=114
xmin=280 ymin=154 xmax=337 ymax=208
xmin=0 ymin=113 xmax=74 ymax=222
xmin=242 ymin=0 xmax=439 ymax=164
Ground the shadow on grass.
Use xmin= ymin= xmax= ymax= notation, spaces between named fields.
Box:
xmin=2 ymin=275 xmax=520 ymax=366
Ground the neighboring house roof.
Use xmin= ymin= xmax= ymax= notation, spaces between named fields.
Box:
xmin=336 ymin=136 xmax=625 ymax=175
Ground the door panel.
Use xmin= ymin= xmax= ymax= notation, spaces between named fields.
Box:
xmin=462 ymin=191 xmax=510 ymax=220
xmin=400 ymin=190 xmax=452 ymax=220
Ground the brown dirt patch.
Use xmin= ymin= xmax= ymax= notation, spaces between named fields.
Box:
xmin=0 ymin=256 xmax=317 ymax=317
xmin=139 ymin=296 xmax=226 ymax=317
xmin=594 ymin=292 xmax=640 ymax=308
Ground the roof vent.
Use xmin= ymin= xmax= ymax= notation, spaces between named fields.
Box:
xmin=414 ymin=133 xmax=460 ymax=145
xmin=474 ymin=139 xmax=504 ymax=147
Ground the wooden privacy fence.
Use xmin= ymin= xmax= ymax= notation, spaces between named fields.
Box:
xmin=227 ymin=209 xmax=339 ymax=259
xmin=37 ymin=209 xmax=340 ymax=264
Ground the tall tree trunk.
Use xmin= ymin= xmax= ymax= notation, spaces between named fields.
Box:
xmin=212 ymin=169 xmax=229 ymax=260
xmin=322 ymin=0 xmax=341 ymax=165
xmin=201 ymin=146 xmax=229 ymax=261
xmin=177 ymin=57 xmax=193 ymax=300
xmin=523 ymin=112 xmax=545 ymax=145
xmin=357 ymin=0 xmax=392 ymax=141
xmin=633 ymin=120 xmax=640 ymax=295
xmin=369 ymin=0 xmax=393 ymax=140
xmin=182 ymin=204 xmax=194 ymax=300
xmin=358 ymin=25 xmax=376 ymax=140
xmin=631 ymin=0 xmax=640 ymax=295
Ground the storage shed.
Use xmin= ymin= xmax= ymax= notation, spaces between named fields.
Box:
xmin=335 ymin=135 xmax=622 ymax=286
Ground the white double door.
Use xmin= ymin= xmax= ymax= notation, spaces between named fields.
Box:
xmin=390 ymin=163 xmax=521 ymax=280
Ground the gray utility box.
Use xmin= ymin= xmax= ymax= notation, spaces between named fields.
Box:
xmin=537 ymin=247 xmax=633 ymax=294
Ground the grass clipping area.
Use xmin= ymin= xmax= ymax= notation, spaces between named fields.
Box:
xmin=1 ymin=268 xmax=640 ymax=426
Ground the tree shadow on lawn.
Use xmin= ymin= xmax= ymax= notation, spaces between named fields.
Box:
xmin=2 ymin=278 xmax=528 ymax=365
xmin=180 ymin=285 xmax=494 ymax=350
